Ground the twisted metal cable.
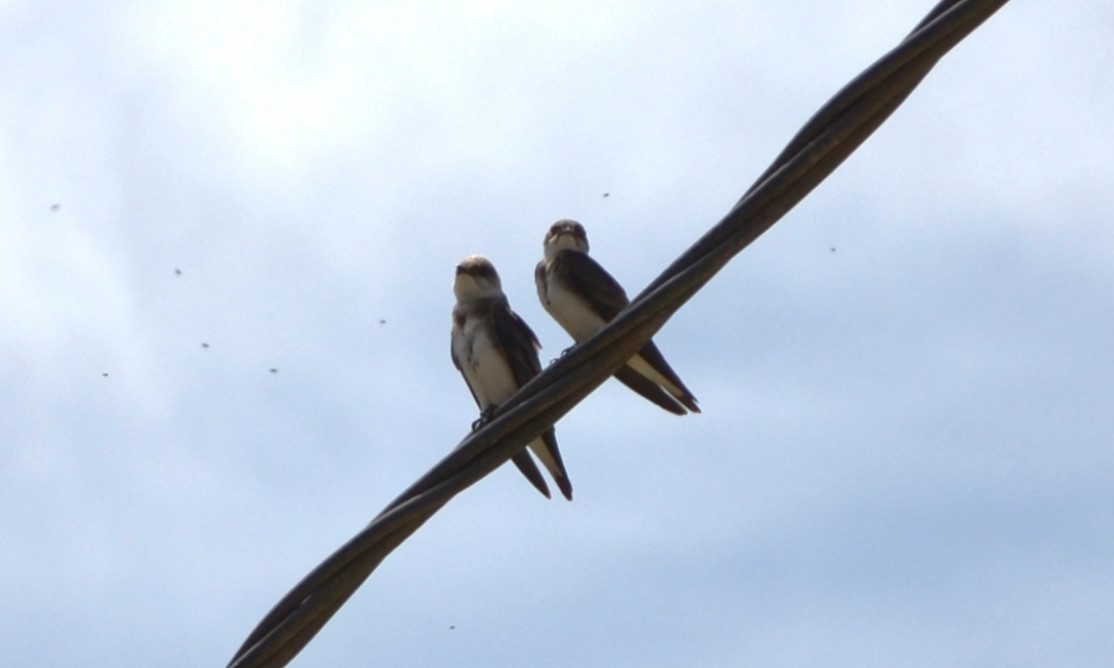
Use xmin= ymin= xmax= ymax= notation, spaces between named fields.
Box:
xmin=228 ymin=2 xmax=1010 ymax=665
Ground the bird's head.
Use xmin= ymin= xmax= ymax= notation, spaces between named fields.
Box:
xmin=453 ymin=255 xmax=504 ymax=301
xmin=543 ymin=219 xmax=589 ymax=260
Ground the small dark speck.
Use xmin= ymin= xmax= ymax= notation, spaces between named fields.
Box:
xmin=269 ymin=368 xmax=278 ymax=374
xmin=51 ymin=204 xmax=60 ymax=211
xmin=201 ymin=342 xmax=209 ymax=349
xmin=175 ymin=268 xmax=182 ymax=276
xmin=602 ymin=192 xmax=609 ymax=198
xmin=829 ymin=247 xmax=836 ymax=253
xmin=102 ymin=372 xmax=109 ymax=377
xmin=449 ymin=625 xmax=455 ymax=630
xmin=379 ymin=319 xmax=386 ymax=325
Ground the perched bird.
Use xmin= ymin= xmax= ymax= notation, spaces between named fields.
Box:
xmin=451 ymin=255 xmax=573 ymax=500
xmin=536 ymin=219 xmax=700 ymax=415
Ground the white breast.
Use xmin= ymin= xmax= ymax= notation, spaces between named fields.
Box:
xmin=454 ymin=315 xmax=520 ymax=407
xmin=539 ymin=271 xmax=608 ymax=342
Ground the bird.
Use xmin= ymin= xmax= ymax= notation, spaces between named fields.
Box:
xmin=451 ymin=255 xmax=573 ymax=500
xmin=535 ymin=219 xmax=700 ymax=415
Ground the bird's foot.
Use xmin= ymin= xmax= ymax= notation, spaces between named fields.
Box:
xmin=471 ymin=406 xmax=497 ymax=431
xmin=548 ymin=345 xmax=578 ymax=366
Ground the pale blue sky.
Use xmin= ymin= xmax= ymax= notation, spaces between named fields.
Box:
xmin=2 ymin=2 xmax=1112 ymax=666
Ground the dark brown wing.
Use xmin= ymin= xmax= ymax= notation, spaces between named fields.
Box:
xmin=612 ymin=365 xmax=687 ymax=415
xmin=539 ymin=429 xmax=573 ymax=501
xmin=510 ymin=452 xmax=552 ymax=499
xmin=491 ymin=302 xmax=574 ymax=500
xmin=490 ymin=301 xmax=545 ymax=386
xmin=633 ymin=339 xmax=701 ymax=413
xmin=552 ymin=250 xmax=629 ymax=321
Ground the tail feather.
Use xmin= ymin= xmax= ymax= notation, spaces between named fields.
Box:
xmin=529 ymin=430 xmax=574 ymax=501
xmin=612 ymin=365 xmax=688 ymax=415
xmin=630 ymin=341 xmax=700 ymax=414
xmin=510 ymin=450 xmax=551 ymax=499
